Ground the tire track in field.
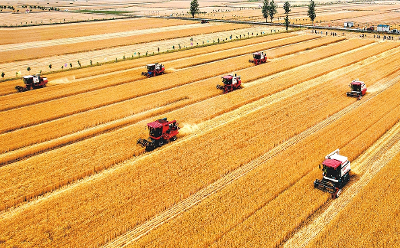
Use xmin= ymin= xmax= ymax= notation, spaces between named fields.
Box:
xmin=283 ymin=121 xmax=400 ymax=248
xmin=0 ymin=37 xmax=349 ymax=135
xmin=1 ymin=42 xmax=397 ymax=166
xmin=102 ymin=70 xmax=400 ymax=248
xmin=0 ymin=26 xmax=277 ymax=79
xmin=0 ymin=34 xmax=315 ymax=109
xmin=0 ymin=24 xmax=206 ymax=52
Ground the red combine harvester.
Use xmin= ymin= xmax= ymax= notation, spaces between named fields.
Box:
xmin=216 ymin=74 xmax=242 ymax=93
xmin=15 ymin=74 xmax=48 ymax=92
xmin=314 ymin=149 xmax=351 ymax=199
xmin=137 ymin=118 xmax=179 ymax=151
xmin=249 ymin=52 xmax=267 ymax=65
xmin=347 ymin=80 xmax=367 ymax=100
xmin=142 ymin=63 xmax=165 ymax=77
xmin=201 ymin=20 xmax=209 ymax=24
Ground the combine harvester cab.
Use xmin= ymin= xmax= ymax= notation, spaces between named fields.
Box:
xmin=216 ymin=74 xmax=242 ymax=94
xmin=15 ymin=74 xmax=48 ymax=92
xmin=314 ymin=149 xmax=351 ymax=198
xmin=137 ymin=118 xmax=179 ymax=151
xmin=347 ymin=80 xmax=367 ymax=100
xmin=142 ymin=63 xmax=165 ymax=77
xmin=249 ymin=52 xmax=267 ymax=65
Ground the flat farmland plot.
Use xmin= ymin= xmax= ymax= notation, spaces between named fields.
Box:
xmin=1 ymin=13 xmax=400 ymax=248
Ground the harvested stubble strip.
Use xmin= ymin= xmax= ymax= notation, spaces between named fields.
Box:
xmin=209 ymin=103 xmax=400 ymax=248
xmin=0 ymin=36 xmax=347 ymax=134
xmin=127 ymin=55 xmax=400 ymax=248
xmin=306 ymin=150 xmax=400 ymax=248
xmin=0 ymin=39 xmax=394 ymax=157
xmin=0 ymin=23 xmax=250 ymax=63
xmin=0 ymin=34 xmax=315 ymax=110
xmin=0 ymin=18 xmax=197 ymax=45
xmin=0 ymin=45 xmax=399 ymax=247
xmin=0 ymin=33 xmax=296 ymax=97
xmin=0 ymin=39 xmax=385 ymax=205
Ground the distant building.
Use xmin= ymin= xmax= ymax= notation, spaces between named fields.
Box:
xmin=377 ymin=24 xmax=390 ymax=32
xmin=344 ymin=22 xmax=354 ymax=28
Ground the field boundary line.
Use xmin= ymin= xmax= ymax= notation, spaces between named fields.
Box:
xmin=102 ymin=72 xmax=400 ymax=248
xmin=0 ymin=24 xmax=205 ymax=52
xmin=283 ymin=121 xmax=400 ymax=248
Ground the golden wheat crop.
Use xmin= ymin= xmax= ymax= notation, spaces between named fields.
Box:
xmin=0 ymin=33 xmax=311 ymax=110
xmin=0 ymin=23 xmax=250 ymax=63
xmin=0 ymin=18 xmax=197 ymax=45
xmin=1 ymin=39 xmax=399 ymax=247
xmin=129 ymin=56 xmax=400 ymax=248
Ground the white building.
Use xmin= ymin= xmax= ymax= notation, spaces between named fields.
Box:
xmin=344 ymin=22 xmax=354 ymax=28
xmin=377 ymin=24 xmax=390 ymax=32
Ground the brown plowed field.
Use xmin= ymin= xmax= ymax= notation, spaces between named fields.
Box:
xmin=0 ymin=15 xmax=400 ymax=248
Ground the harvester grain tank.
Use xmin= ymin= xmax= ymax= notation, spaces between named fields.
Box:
xmin=314 ymin=149 xmax=351 ymax=198
xmin=142 ymin=63 xmax=165 ymax=77
xmin=249 ymin=52 xmax=267 ymax=65
xmin=15 ymin=74 xmax=48 ymax=92
xmin=137 ymin=118 xmax=179 ymax=151
xmin=216 ymin=74 xmax=242 ymax=93
xmin=347 ymin=80 xmax=367 ymax=100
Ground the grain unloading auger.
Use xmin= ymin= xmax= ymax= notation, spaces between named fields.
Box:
xmin=15 ymin=74 xmax=48 ymax=92
xmin=347 ymin=80 xmax=367 ymax=100
xmin=142 ymin=63 xmax=165 ymax=77
xmin=137 ymin=118 xmax=179 ymax=151
xmin=314 ymin=149 xmax=351 ymax=199
xmin=249 ymin=52 xmax=267 ymax=65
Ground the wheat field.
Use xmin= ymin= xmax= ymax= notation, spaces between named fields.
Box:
xmin=0 ymin=12 xmax=399 ymax=248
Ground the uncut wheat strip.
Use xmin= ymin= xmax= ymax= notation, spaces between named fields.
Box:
xmin=0 ymin=68 xmax=368 ymax=246
xmin=0 ymin=23 xmax=250 ymax=63
xmin=1 ymin=39 xmax=395 ymax=169
xmin=166 ymin=34 xmax=319 ymax=69
xmin=0 ymin=40 xmax=382 ymax=213
xmin=0 ymin=26 xmax=286 ymax=81
xmin=0 ymin=41 xmax=396 ymax=248
xmin=283 ymin=124 xmax=400 ymax=248
xmin=0 ymin=37 xmax=350 ymax=134
xmin=0 ymin=24 xmax=207 ymax=52
xmin=0 ymin=37 xmax=384 ymax=213
xmin=0 ymin=18 xmax=197 ymax=45
xmin=0 ymin=33 xmax=297 ymax=96
xmin=129 ymin=71 xmax=400 ymax=248
xmin=106 ymin=68 xmax=400 ymax=248
xmin=208 ymin=106 xmax=400 ymax=248
xmin=0 ymin=34 xmax=313 ymax=110
xmin=0 ymin=38 xmax=384 ymax=160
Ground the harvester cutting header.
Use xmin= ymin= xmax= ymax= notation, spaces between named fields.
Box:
xmin=249 ymin=52 xmax=267 ymax=65
xmin=15 ymin=74 xmax=48 ymax=92
xmin=314 ymin=149 xmax=351 ymax=198
xmin=347 ymin=80 xmax=367 ymax=100
xmin=216 ymin=74 xmax=242 ymax=94
xmin=142 ymin=63 xmax=165 ymax=77
xmin=137 ymin=118 xmax=179 ymax=151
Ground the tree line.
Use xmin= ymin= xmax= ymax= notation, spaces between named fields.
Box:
xmin=189 ymin=0 xmax=317 ymax=29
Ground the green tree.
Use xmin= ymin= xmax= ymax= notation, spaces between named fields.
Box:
xmin=27 ymin=66 xmax=31 ymax=72
xmin=262 ymin=0 xmax=269 ymax=23
xmin=49 ymin=64 xmax=52 ymax=70
xmin=283 ymin=1 xmax=291 ymax=31
xmin=268 ymin=0 xmax=278 ymax=23
xmin=190 ymin=0 xmax=199 ymax=18
xmin=308 ymin=0 xmax=316 ymax=25
xmin=1 ymin=72 xmax=5 ymax=78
